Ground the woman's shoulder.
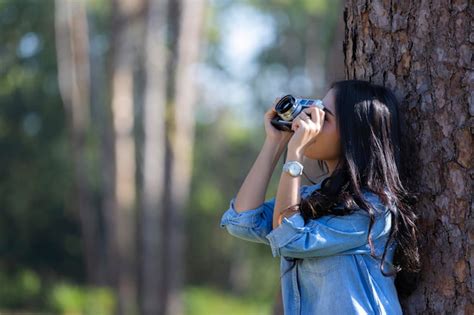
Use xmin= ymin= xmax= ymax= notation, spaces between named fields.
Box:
xmin=360 ymin=188 xmax=394 ymax=217
xmin=299 ymin=182 xmax=392 ymax=214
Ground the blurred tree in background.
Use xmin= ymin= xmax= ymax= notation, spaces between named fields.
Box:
xmin=0 ymin=0 xmax=344 ymax=314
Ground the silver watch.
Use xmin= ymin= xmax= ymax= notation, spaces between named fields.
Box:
xmin=283 ymin=161 xmax=304 ymax=177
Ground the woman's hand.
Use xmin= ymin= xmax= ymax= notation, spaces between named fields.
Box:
xmin=287 ymin=105 xmax=325 ymax=156
xmin=264 ymin=96 xmax=292 ymax=145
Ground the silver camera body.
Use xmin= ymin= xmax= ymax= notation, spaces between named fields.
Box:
xmin=271 ymin=94 xmax=324 ymax=132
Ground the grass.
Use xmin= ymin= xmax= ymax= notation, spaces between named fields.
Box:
xmin=184 ymin=285 xmax=272 ymax=315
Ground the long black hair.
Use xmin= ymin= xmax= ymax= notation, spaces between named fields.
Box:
xmin=280 ymin=79 xmax=421 ymax=297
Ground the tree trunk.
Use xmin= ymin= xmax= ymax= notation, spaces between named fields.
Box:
xmin=343 ymin=0 xmax=472 ymax=314
xmin=109 ymin=0 xmax=146 ymax=313
xmin=99 ymin=40 xmax=119 ymax=290
xmin=162 ymin=0 xmax=207 ymax=314
xmin=54 ymin=0 xmax=103 ymax=285
xmin=139 ymin=0 xmax=168 ymax=314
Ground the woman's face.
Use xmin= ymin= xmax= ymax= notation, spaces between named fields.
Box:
xmin=303 ymin=88 xmax=341 ymax=160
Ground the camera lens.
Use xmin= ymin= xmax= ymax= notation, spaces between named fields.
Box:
xmin=275 ymin=95 xmax=297 ymax=121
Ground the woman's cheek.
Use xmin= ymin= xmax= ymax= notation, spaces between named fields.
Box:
xmin=304 ymin=139 xmax=324 ymax=159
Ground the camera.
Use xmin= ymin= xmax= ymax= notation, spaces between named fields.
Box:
xmin=270 ymin=94 xmax=324 ymax=132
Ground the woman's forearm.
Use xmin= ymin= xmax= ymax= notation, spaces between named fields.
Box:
xmin=233 ymin=138 xmax=287 ymax=212
xmin=272 ymin=151 xmax=304 ymax=229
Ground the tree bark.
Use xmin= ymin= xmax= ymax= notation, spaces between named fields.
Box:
xmin=343 ymin=0 xmax=472 ymax=314
xmin=109 ymin=0 xmax=146 ymax=313
xmin=162 ymin=0 xmax=207 ymax=314
xmin=54 ymin=0 xmax=103 ymax=285
xmin=139 ymin=0 xmax=168 ymax=314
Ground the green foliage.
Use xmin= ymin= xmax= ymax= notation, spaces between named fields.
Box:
xmin=0 ymin=269 xmax=41 ymax=308
xmin=246 ymin=0 xmax=333 ymax=16
xmin=195 ymin=181 xmax=225 ymax=215
xmin=0 ymin=268 xmax=115 ymax=314
xmin=48 ymin=283 xmax=116 ymax=315
xmin=184 ymin=285 xmax=271 ymax=315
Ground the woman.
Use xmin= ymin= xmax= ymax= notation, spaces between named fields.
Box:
xmin=219 ymin=79 xmax=421 ymax=314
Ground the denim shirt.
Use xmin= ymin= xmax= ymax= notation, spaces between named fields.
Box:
xmin=219 ymin=182 xmax=403 ymax=314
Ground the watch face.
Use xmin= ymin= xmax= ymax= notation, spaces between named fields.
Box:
xmin=289 ymin=164 xmax=300 ymax=175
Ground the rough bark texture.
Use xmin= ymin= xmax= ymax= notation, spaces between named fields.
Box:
xmin=344 ymin=0 xmax=472 ymax=314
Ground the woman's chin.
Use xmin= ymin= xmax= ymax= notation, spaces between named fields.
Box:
xmin=303 ymin=151 xmax=319 ymax=160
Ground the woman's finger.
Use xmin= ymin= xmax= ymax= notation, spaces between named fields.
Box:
xmin=291 ymin=120 xmax=297 ymax=131
xmin=318 ymin=109 xmax=325 ymax=126
xmin=292 ymin=116 xmax=302 ymax=131
xmin=297 ymin=111 xmax=311 ymax=123
xmin=306 ymin=107 xmax=319 ymax=124
xmin=265 ymin=106 xmax=279 ymax=119
xmin=298 ymin=116 xmax=308 ymax=129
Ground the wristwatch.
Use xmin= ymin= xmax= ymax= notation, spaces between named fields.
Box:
xmin=283 ymin=160 xmax=304 ymax=177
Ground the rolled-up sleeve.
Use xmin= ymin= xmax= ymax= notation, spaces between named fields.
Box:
xmin=265 ymin=204 xmax=391 ymax=259
xmin=219 ymin=185 xmax=318 ymax=244
xmin=219 ymin=196 xmax=275 ymax=244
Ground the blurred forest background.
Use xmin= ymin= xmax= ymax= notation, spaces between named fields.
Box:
xmin=0 ymin=0 xmax=345 ymax=314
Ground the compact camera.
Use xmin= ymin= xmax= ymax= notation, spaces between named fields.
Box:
xmin=270 ymin=94 xmax=324 ymax=132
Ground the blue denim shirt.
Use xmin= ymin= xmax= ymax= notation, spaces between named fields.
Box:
xmin=219 ymin=182 xmax=403 ymax=314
